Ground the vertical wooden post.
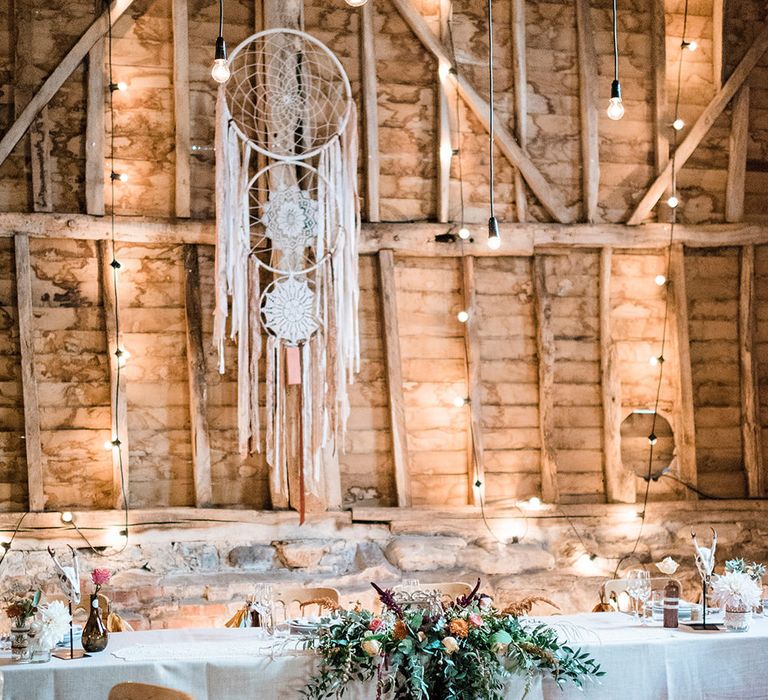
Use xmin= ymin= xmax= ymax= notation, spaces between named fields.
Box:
xmin=98 ymin=240 xmax=130 ymax=508
xmin=669 ymin=244 xmax=697 ymax=497
xmin=173 ymin=0 xmax=191 ymax=218
xmin=360 ymin=0 xmax=381 ymax=223
xmin=14 ymin=235 xmax=45 ymax=512
xmin=461 ymin=256 xmax=485 ymax=506
xmin=651 ymin=0 xmax=669 ymax=222
xmin=436 ymin=0 xmax=452 ymax=224
xmin=725 ymin=86 xmax=749 ymax=223
xmin=532 ymin=256 xmax=558 ymax=503
xmin=575 ymin=0 xmax=599 ymax=223
xmin=713 ymin=0 xmax=724 ymax=89
xmin=184 ymin=245 xmax=213 ymax=506
xmin=378 ymin=250 xmax=411 ymax=507
xmin=510 ymin=0 xmax=527 ymax=222
xmin=14 ymin=4 xmax=52 ymax=212
xmin=599 ymin=249 xmax=634 ymax=502
xmin=85 ymin=40 xmax=106 ymax=216
xmin=739 ymin=245 xmax=764 ymax=496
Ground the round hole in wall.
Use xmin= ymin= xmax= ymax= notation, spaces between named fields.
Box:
xmin=620 ymin=411 xmax=675 ymax=480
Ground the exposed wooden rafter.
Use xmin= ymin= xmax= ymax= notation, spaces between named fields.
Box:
xmin=532 ymin=256 xmax=559 ymax=503
xmin=172 ymin=0 xmax=192 ymax=219
xmin=360 ymin=1 xmax=381 ymax=223
xmin=575 ymin=0 xmax=599 ymax=223
xmin=378 ymin=250 xmax=412 ymax=507
xmin=460 ymin=256 xmax=485 ymax=507
xmin=599 ymin=248 xmax=634 ymax=503
xmin=651 ymin=0 xmax=669 ymax=222
xmin=739 ymin=246 xmax=764 ymax=497
xmin=85 ymin=40 xmax=106 ymax=216
xmin=725 ymin=86 xmax=749 ymax=223
xmin=390 ymin=0 xmax=572 ymax=224
xmin=0 ymin=0 xmax=138 ymax=168
xmin=436 ymin=0 xmax=452 ymax=224
xmin=627 ymin=23 xmax=768 ymax=225
xmin=13 ymin=234 xmax=45 ymax=512
xmin=510 ymin=0 xmax=528 ymax=222
xmin=98 ymin=240 xmax=130 ymax=509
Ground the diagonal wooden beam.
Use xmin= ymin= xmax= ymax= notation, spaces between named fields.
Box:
xmin=627 ymin=23 xmax=768 ymax=225
xmin=390 ymin=0 xmax=572 ymax=224
xmin=725 ymin=86 xmax=749 ymax=223
xmin=0 ymin=0 xmax=137 ymax=167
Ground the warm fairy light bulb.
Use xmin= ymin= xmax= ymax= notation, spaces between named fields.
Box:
xmin=61 ymin=511 xmax=73 ymax=523
xmin=649 ymin=355 xmax=659 ymax=366
xmin=648 ymin=433 xmax=658 ymax=446
xmin=672 ymin=118 xmax=684 ymax=131
xmin=440 ymin=142 xmax=453 ymax=163
xmin=487 ymin=234 xmax=501 ymax=250
xmin=111 ymin=171 xmax=128 ymax=182
xmin=453 ymin=396 xmax=468 ymax=408
xmin=457 ymin=310 xmax=469 ymax=323
xmin=211 ymin=58 xmax=230 ymax=83
xmin=684 ymin=40 xmax=698 ymax=51
xmin=458 ymin=227 xmax=471 ymax=240
xmin=438 ymin=61 xmax=451 ymax=81
xmin=606 ymin=79 xmax=624 ymax=120
xmin=667 ymin=195 xmax=679 ymax=208
xmin=110 ymin=81 xmax=128 ymax=92
xmin=345 ymin=0 xmax=368 ymax=5
xmin=104 ymin=440 xmax=114 ymax=451
xmin=655 ymin=274 xmax=666 ymax=286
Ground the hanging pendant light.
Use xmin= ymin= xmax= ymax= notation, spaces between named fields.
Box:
xmin=606 ymin=0 xmax=624 ymax=120
xmin=486 ymin=0 xmax=501 ymax=249
xmin=211 ymin=0 xmax=230 ymax=83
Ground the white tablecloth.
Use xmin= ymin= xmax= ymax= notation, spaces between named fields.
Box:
xmin=2 ymin=613 xmax=768 ymax=699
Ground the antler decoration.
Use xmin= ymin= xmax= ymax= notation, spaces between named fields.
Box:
xmin=691 ymin=527 xmax=717 ymax=584
xmin=48 ymin=545 xmax=81 ymax=605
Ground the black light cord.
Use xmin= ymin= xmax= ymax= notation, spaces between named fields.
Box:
xmin=611 ymin=0 xmax=620 ymax=81
xmin=218 ymin=0 xmax=224 ymax=38
xmin=487 ymin=0 xmax=495 ymax=220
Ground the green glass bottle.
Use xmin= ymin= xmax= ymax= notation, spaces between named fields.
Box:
xmin=81 ymin=594 xmax=108 ymax=653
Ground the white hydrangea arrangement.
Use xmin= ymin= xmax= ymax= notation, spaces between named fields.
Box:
xmin=711 ymin=571 xmax=762 ymax=611
xmin=30 ymin=600 xmax=71 ymax=652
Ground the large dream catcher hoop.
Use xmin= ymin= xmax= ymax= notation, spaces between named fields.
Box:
xmin=214 ymin=28 xmax=359 ymax=517
xmin=225 ymin=28 xmax=353 ymax=160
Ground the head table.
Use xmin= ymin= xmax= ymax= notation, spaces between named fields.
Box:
xmin=1 ymin=612 xmax=766 ymax=699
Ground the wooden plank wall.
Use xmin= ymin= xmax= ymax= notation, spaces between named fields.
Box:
xmin=755 ymin=247 xmax=768 ymax=496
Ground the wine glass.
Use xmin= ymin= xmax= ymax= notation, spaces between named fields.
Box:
xmin=626 ymin=570 xmax=642 ymax=622
xmin=635 ymin=571 xmax=651 ymax=625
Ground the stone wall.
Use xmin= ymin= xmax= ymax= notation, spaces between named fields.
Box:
xmin=1 ymin=502 xmax=765 ymax=630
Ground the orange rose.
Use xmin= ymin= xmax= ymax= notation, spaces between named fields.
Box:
xmin=449 ymin=618 xmax=469 ymax=639
xmin=393 ymin=619 xmax=408 ymax=640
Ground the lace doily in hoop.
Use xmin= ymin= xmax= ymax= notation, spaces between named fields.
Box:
xmin=260 ymin=276 xmax=319 ymax=346
xmin=225 ymin=28 xmax=352 ymax=160
xmin=249 ymin=161 xmax=338 ymax=275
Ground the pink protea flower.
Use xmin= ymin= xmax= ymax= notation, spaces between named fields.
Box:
xmin=468 ymin=613 xmax=483 ymax=628
xmin=91 ymin=568 xmax=111 ymax=589
xmin=368 ymin=617 xmax=384 ymax=632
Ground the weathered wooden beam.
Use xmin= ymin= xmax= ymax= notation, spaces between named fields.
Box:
xmin=510 ymin=0 xmax=527 ymax=222
xmin=713 ymin=0 xmax=724 ymax=89
xmin=628 ymin=24 xmax=768 ymax=225
xmin=264 ymin=0 xmax=303 ymax=28
xmin=183 ymin=245 xmax=213 ymax=507
xmin=532 ymin=256 xmax=559 ymax=503
xmin=651 ymin=0 xmax=669 ymax=222
xmin=739 ymin=245 xmax=764 ymax=497
xmin=3 ymin=214 xmax=768 ymax=251
xmin=14 ymin=234 xmax=45 ymax=512
xmin=0 ymin=0 xmax=138 ymax=167
xmin=14 ymin=3 xmax=53 ymax=212
xmin=436 ymin=0 xmax=452 ymax=224
xmin=575 ymin=0 xmax=600 ymax=223
xmin=390 ymin=0 xmax=572 ymax=224
xmin=599 ymin=248 xmax=635 ymax=503
xmin=378 ymin=250 xmax=411 ymax=507
xmin=669 ymin=244 xmax=697 ymax=497
xmin=172 ymin=0 xmax=192 ymax=218
xmin=85 ymin=40 xmax=106 ymax=216
xmin=461 ymin=256 xmax=485 ymax=507
xmin=360 ymin=0 xmax=381 ymax=223
xmin=98 ymin=240 xmax=130 ymax=509
xmin=725 ymin=86 xmax=750 ymax=223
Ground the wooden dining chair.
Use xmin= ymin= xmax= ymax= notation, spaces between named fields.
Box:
xmin=603 ymin=577 xmax=682 ymax=611
xmin=108 ymin=682 xmax=194 ymax=700
xmin=272 ymin=586 xmax=341 ymax=621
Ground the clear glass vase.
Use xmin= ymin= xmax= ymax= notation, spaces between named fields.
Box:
xmin=724 ymin=606 xmax=752 ymax=633
xmin=11 ymin=625 xmax=32 ymax=663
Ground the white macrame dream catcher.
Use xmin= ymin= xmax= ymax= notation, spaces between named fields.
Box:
xmin=215 ymin=28 xmax=359 ymax=517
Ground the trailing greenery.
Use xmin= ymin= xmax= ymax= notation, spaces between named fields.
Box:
xmin=302 ymin=584 xmax=603 ymax=699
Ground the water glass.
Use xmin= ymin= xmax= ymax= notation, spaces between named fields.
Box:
xmin=253 ymin=583 xmax=274 ymax=636
xmin=650 ymin=590 xmax=664 ymax=622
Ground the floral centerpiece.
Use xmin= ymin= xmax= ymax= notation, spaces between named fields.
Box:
xmin=29 ymin=601 xmax=71 ymax=662
xmin=82 ymin=568 xmax=111 ymax=653
xmin=711 ymin=570 xmax=762 ymax=632
xmin=303 ymin=581 xmax=604 ymax=699
xmin=5 ymin=590 xmax=41 ymax=629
